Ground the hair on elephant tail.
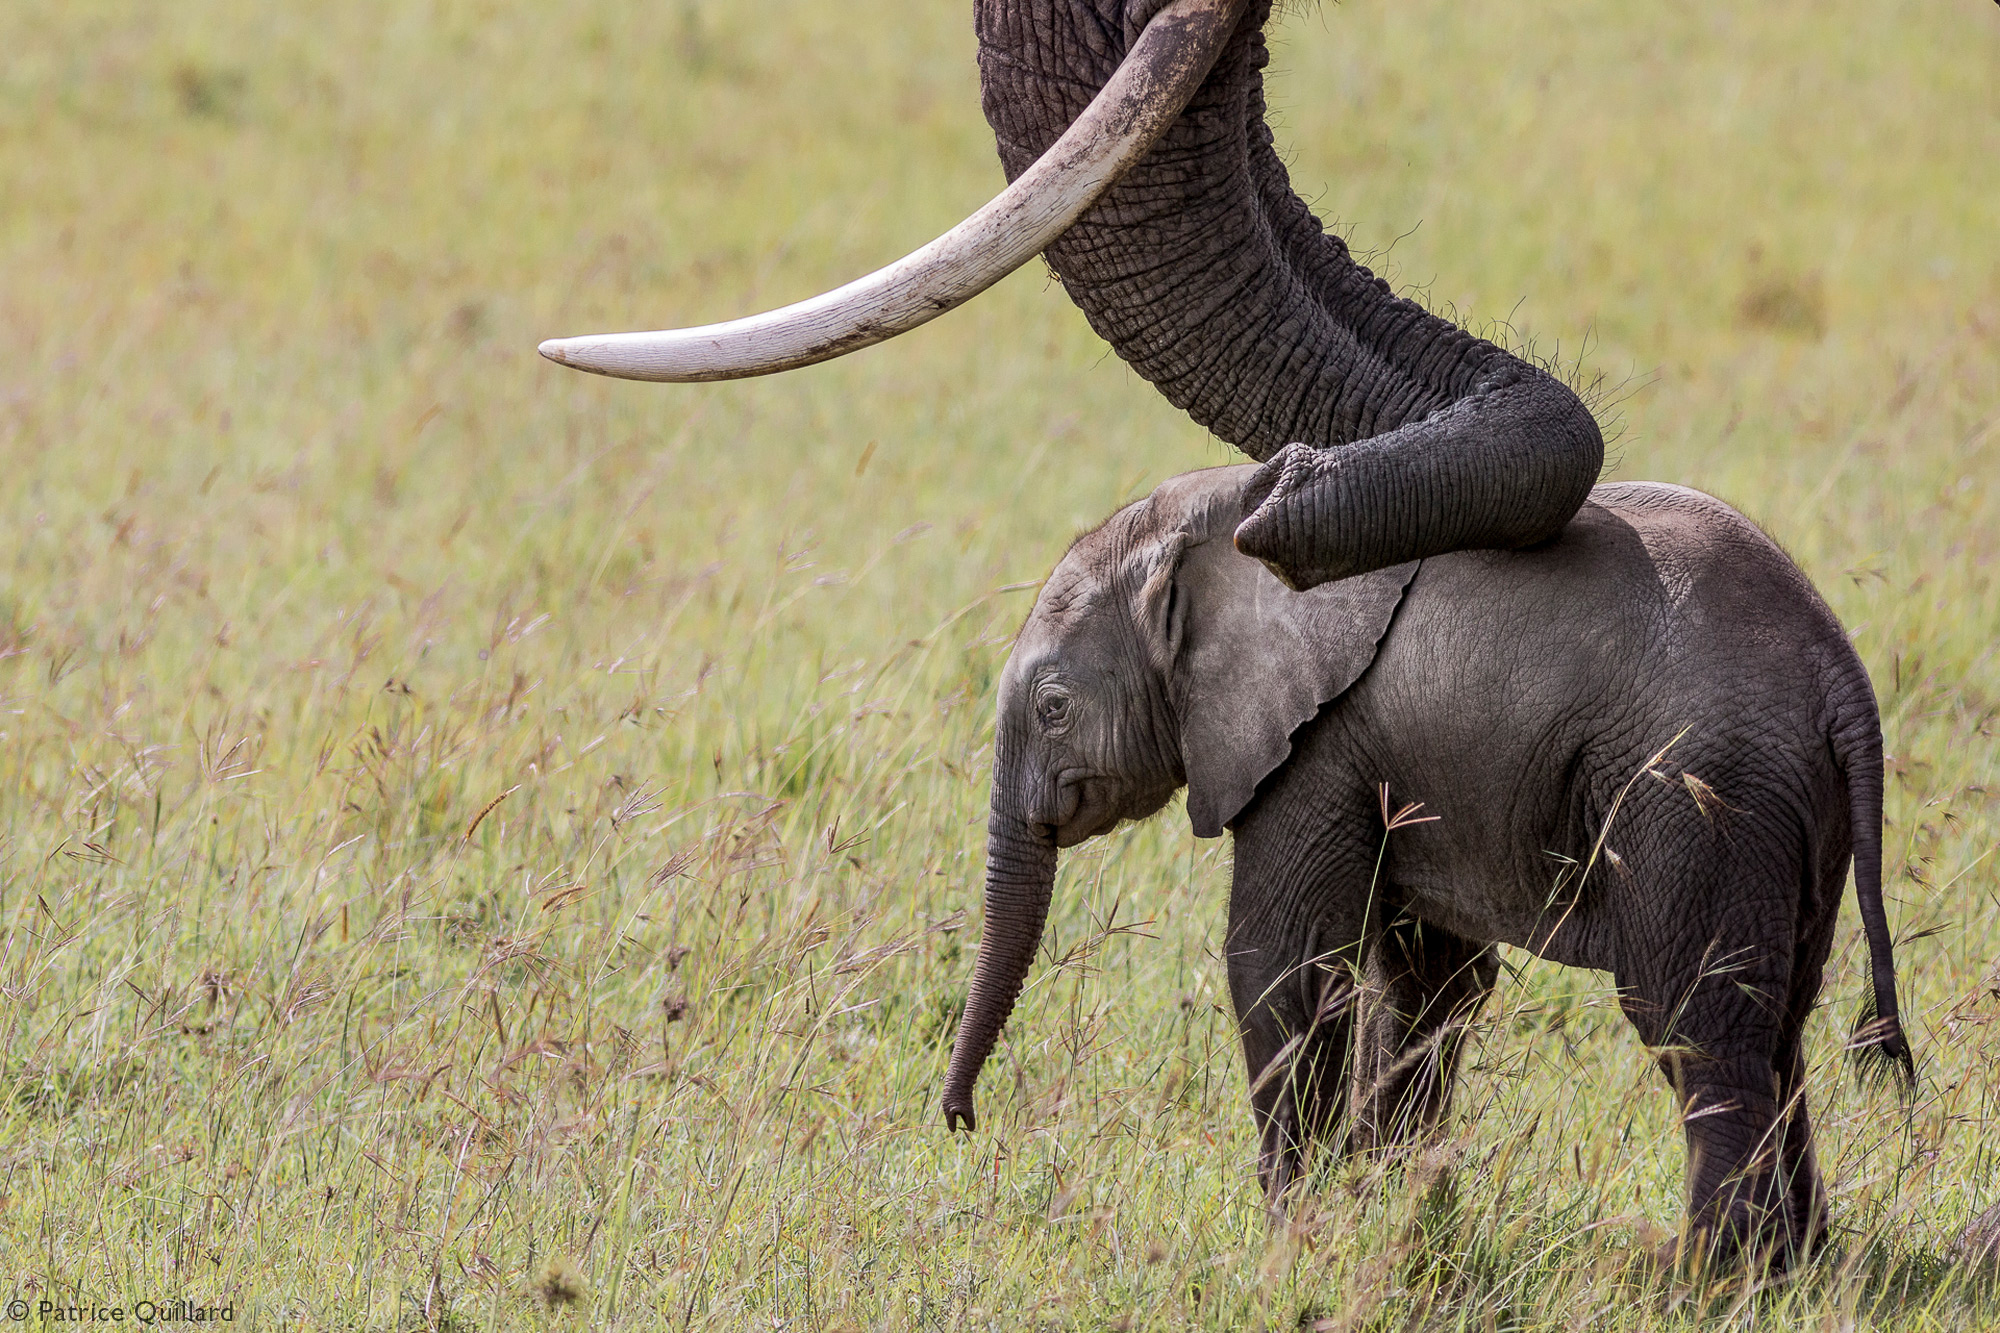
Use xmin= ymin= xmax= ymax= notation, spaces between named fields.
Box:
xmin=1834 ymin=706 xmax=1916 ymax=1091
xmin=1850 ymin=992 xmax=1915 ymax=1091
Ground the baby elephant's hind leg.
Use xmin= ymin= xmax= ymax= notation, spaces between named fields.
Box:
xmin=1618 ymin=894 xmax=1803 ymax=1267
xmin=1764 ymin=852 xmax=1846 ymax=1257
xmin=1349 ymin=914 xmax=1499 ymax=1157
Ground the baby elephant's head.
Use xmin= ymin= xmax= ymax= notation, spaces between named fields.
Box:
xmin=941 ymin=465 xmax=1414 ymax=1132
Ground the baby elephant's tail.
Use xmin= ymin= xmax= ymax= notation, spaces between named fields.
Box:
xmin=1836 ymin=709 xmax=1916 ymax=1088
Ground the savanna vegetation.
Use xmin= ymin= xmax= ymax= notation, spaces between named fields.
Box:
xmin=1 ymin=0 xmax=1997 ymax=1327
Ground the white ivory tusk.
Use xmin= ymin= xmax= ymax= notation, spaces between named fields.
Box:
xmin=538 ymin=0 xmax=1248 ymax=382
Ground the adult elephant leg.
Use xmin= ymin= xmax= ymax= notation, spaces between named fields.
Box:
xmin=1348 ymin=912 xmax=1499 ymax=1158
xmin=1226 ymin=792 xmax=1376 ymax=1207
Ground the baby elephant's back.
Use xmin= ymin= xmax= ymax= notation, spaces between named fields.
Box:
xmin=1580 ymin=480 xmax=1859 ymax=700
xmin=1345 ymin=482 xmax=1871 ymax=962
xmin=1367 ymin=482 xmax=1868 ymax=849
xmin=1392 ymin=480 xmax=1860 ymax=715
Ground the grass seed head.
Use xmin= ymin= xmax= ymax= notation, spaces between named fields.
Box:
xmin=532 ymin=1256 xmax=586 ymax=1310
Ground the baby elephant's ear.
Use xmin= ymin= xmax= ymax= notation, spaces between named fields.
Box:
xmin=1172 ymin=542 xmax=1417 ymax=838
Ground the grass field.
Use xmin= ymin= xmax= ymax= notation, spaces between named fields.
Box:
xmin=2 ymin=0 xmax=1997 ymax=1326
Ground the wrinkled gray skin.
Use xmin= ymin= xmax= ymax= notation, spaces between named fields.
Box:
xmin=976 ymin=0 xmax=1605 ymax=588
xmin=942 ymin=466 xmax=1913 ymax=1266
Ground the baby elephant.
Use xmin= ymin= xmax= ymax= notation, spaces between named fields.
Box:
xmin=942 ymin=465 xmax=1912 ymax=1266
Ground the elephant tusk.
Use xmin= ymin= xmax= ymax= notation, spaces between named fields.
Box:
xmin=537 ymin=0 xmax=1249 ymax=382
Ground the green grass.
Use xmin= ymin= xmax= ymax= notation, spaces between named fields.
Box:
xmin=1 ymin=0 xmax=1997 ymax=1326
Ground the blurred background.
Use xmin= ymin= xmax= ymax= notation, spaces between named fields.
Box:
xmin=1 ymin=0 xmax=1995 ymax=1326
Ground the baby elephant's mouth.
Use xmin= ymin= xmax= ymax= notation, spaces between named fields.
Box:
xmin=1064 ymin=774 xmax=1179 ymax=848
xmin=1043 ymin=773 xmax=1123 ymax=848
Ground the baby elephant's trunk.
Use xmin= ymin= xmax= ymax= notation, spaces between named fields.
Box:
xmin=941 ymin=811 xmax=1058 ymax=1131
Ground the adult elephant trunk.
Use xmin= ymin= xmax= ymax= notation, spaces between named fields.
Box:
xmin=941 ymin=809 xmax=1058 ymax=1132
xmin=540 ymin=0 xmax=1604 ymax=584
xmin=978 ymin=0 xmax=1603 ymax=584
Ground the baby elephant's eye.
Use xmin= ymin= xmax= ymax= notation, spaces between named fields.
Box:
xmin=1034 ymin=687 xmax=1073 ymax=733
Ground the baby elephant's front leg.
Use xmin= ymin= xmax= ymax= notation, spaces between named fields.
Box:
xmin=1349 ymin=913 xmax=1498 ymax=1157
xmin=1227 ymin=789 xmax=1383 ymax=1207
xmin=1226 ymin=909 xmax=1358 ymax=1206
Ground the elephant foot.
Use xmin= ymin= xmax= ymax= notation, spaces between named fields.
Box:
xmin=1638 ymin=1218 xmax=1815 ymax=1287
xmin=1257 ymin=1145 xmax=1305 ymax=1224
